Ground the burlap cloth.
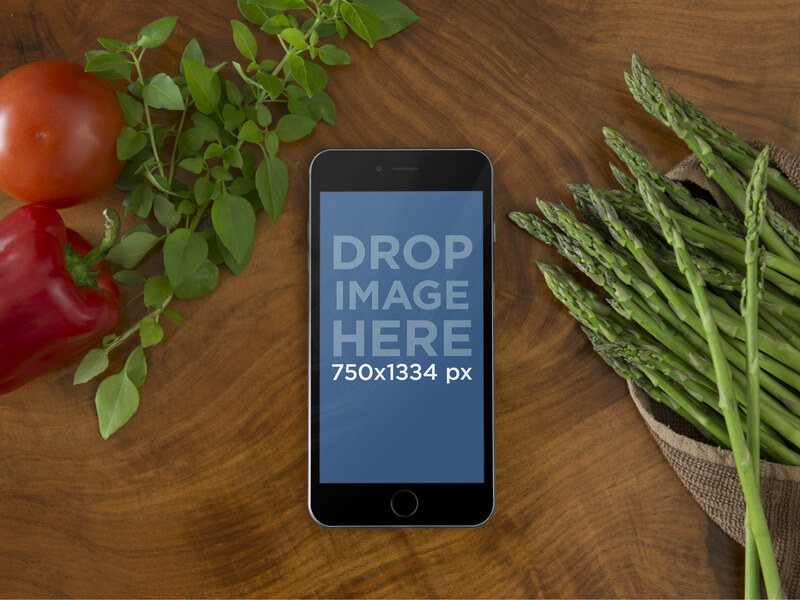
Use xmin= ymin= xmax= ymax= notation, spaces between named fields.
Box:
xmin=627 ymin=142 xmax=800 ymax=595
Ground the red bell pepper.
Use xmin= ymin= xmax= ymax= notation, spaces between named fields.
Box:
xmin=0 ymin=203 xmax=121 ymax=394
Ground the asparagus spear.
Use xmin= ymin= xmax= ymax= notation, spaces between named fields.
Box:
xmin=603 ymin=267 xmax=800 ymax=444
xmin=766 ymin=208 xmax=800 ymax=255
xmin=552 ymin=223 xmax=800 ymax=431
xmin=608 ymin=163 xmax=640 ymax=195
xmin=667 ymin=89 xmax=753 ymax=156
xmin=603 ymin=127 xmax=744 ymax=236
xmin=574 ymin=182 xmax=800 ymax=312
xmin=597 ymin=339 xmax=732 ymax=445
xmin=538 ymin=261 xmax=800 ymax=464
xmin=598 ymin=338 xmax=797 ymax=465
xmin=508 ymin=211 xmax=560 ymax=247
xmin=590 ymin=335 xmax=773 ymax=457
xmin=743 ymin=148 xmax=769 ymax=599
xmin=641 ymin=177 xmax=783 ymax=599
xmin=637 ymin=62 xmax=800 ymax=268
xmin=583 ymin=321 xmax=723 ymax=442
xmin=668 ymin=88 xmax=800 ymax=208
xmin=573 ymin=184 xmax=742 ymax=293
xmin=531 ymin=199 xmax=800 ymax=417
xmin=586 ymin=194 xmax=800 ymax=345
xmin=588 ymin=185 xmax=800 ymax=376
xmin=625 ymin=52 xmax=798 ymax=264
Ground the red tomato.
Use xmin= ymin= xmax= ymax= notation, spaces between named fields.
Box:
xmin=0 ymin=60 xmax=125 ymax=208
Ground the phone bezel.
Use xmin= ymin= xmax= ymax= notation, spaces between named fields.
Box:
xmin=308 ymin=149 xmax=494 ymax=527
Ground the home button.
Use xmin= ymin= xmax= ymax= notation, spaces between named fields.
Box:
xmin=390 ymin=489 xmax=418 ymax=518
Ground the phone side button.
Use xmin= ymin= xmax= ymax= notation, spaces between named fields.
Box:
xmin=390 ymin=489 xmax=419 ymax=518
xmin=493 ymin=220 xmax=496 ymax=244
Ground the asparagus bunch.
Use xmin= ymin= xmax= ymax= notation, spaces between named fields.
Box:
xmin=509 ymin=54 xmax=800 ymax=598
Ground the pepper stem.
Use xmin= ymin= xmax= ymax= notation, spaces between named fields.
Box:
xmin=81 ymin=209 xmax=121 ymax=268
xmin=64 ymin=209 xmax=121 ymax=290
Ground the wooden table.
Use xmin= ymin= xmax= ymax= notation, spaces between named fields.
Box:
xmin=3 ymin=0 xmax=798 ymax=596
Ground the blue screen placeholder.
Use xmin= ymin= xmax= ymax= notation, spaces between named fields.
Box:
xmin=319 ymin=191 xmax=484 ymax=483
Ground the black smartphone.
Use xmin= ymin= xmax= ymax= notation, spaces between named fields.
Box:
xmin=308 ymin=149 xmax=494 ymax=527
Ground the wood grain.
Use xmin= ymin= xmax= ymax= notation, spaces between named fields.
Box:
xmin=2 ymin=0 xmax=799 ymax=596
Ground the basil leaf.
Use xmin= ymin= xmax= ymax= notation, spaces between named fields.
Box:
xmin=304 ymin=90 xmax=336 ymax=125
xmin=229 ymin=177 xmax=255 ymax=196
xmin=203 ymin=143 xmax=224 ymax=160
xmin=137 ymin=16 xmax=178 ymax=49
xmin=275 ymin=114 xmax=316 ymax=142
xmin=340 ymin=2 xmax=379 ymax=47
xmin=223 ymin=146 xmax=243 ymax=168
xmin=85 ymin=51 xmax=132 ymax=79
xmin=179 ymin=157 xmax=205 ymax=174
xmin=177 ymin=200 xmax=196 ymax=215
xmin=106 ymin=231 xmax=160 ymax=269
xmin=255 ymin=72 xmax=284 ymax=99
xmin=222 ymin=103 xmax=245 ymax=131
xmin=287 ymin=97 xmax=313 ymax=119
xmin=116 ymin=126 xmax=147 ymax=160
xmin=264 ymin=131 xmax=279 ymax=158
xmin=130 ymin=183 xmax=154 ymax=218
xmin=238 ymin=119 xmax=263 ymax=143
xmin=191 ymin=113 xmax=220 ymax=141
xmin=212 ymin=194 xmax=256 ymax=264
xmin=225 ymin=80 xmax=243 ymax=107
xmin=231 ymin=19 xmax=258 ymax=62
xmin=113 ymin=270 xmax=146 ymax=286
xmin=356 ymin=0 xmax=418 ymax=40
xmin=288 ymin=54 xmax=313 ymax=96
xmin=304 ymin=60 xmax=327 ymax=94
xmin=238 ymin=0 xmax=271 ymax=26
xmin=115 ymin=162 xmax=145 ymax=190
xmin=183 ymin=59 xmax=222 ymax=115
xmin=318 ymin=44 xmax=351 ymax=65
xmin=194 ymin=177 xmax=215 ymax=205
xmin=232 ymin=61 xmax=259 ymax=89
xmin=240 ymin=151 xmax=259 ymax=179
xmin=143 ymin=73 xmax=185 ymax=110
xmin=178 ymin=127 xmax=205 ymax=156
xmin=124 ymin=346 xmax=148 ymax=389
xmin=116 ymin=92 xmax=143 ymax=127
xmin=256 ymin=156 xmax=288 ymax=222
xmin=139 ymin=317 xmax=164 ymax=348
xmin=98 ymin=37 xmax=129 ymax=52
xmin=95 ymin=372 xmax=139 ymax=440
xmin=260 ymin=14 xmax=291 ymax=35
xmin=173 ymin=259 xmax=219 ymax=300
xmin=74 ymin=349 xmax=109 ymax=385
xmin=256 ymin=105 xmax=272 ymax=127
xmin=336 ymin=19 xmax=348 ymax=39
xmin=162 ymin=310 xmax=183 ymax=325
xmin=219 ymin=232 xmax=254 ymax=276
xmin=283 ymin=85 xmax=307 ymax=99
xmin=203 ymin=229 xmax=225 ymax=265
xmin=154 ymin=195 xmax=181 ymax=230
xmin=144 ymin=275 xmax=173 ymax=308
xmin=163 ymin=228 xmax=208 ymax=287
xmin=280 ymin=27 xmax=307 ymax=50
xmin=180 ymin=38 xmax=205 ymax=76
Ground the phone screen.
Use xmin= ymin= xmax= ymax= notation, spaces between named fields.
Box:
xmin=318 ymin=190 xmax=485 ymax=484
